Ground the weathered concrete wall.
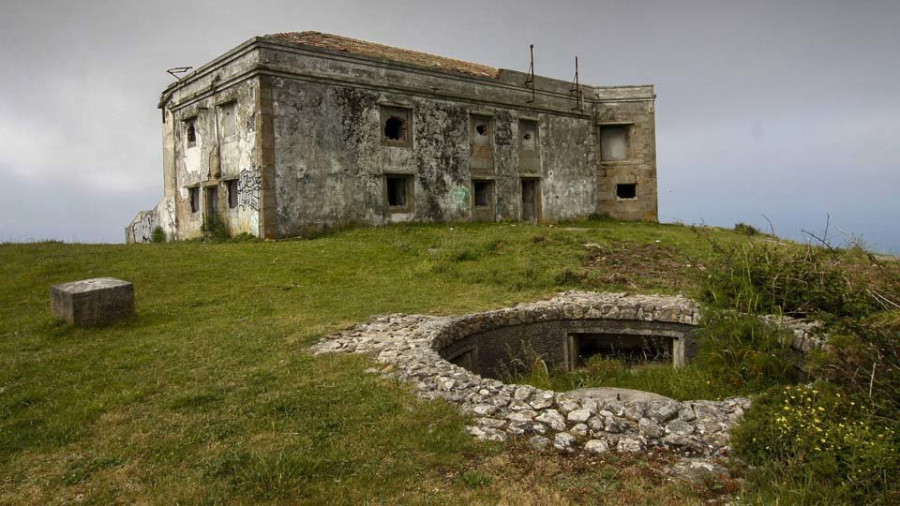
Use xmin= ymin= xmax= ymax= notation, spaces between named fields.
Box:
xmin=133 ymin=36 xmax=659 ymax=241
xmin=269 ymin=76 xmax=598 ymax=235
xmin=594 ymin=88 xmax=658 ymax=222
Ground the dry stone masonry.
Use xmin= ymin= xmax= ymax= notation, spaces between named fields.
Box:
xmin=312 ymin=292 xmax=824 ymax=460
xmin=313 ymin=292 xmax=750 ymax=458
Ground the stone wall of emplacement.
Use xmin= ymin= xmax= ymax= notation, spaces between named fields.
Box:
xmin=311 ymin=292 xmax=821 ymax=458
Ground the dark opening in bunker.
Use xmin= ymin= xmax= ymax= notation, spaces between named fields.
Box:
xmin=475 ymin=123 xmax=488 ymax=136
xmin=386 ymin=176 xmax=410 ymax=208
xmin=616 ymin=183 xmax=637 ymax=199
xmin=570 ymin=333 xmax=673 ymax=367
xmin=437 ymin=317 xmax=694 ymax=381
xmin=384 ymin=117 xmax=406 ymax=141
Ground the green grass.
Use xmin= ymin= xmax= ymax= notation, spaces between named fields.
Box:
xmin=0 ymin=221 xmax=872 ymax=504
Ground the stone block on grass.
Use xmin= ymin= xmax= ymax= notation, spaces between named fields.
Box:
xmin=50 ymin=278 xmax=135 ymax=326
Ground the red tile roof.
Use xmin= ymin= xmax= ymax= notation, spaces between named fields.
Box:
xmin=266 ymin=31 xmax=500 ymax=79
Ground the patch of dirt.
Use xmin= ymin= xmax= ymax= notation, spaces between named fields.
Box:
xmin=581 ymin=241 xmax=704 ymax=291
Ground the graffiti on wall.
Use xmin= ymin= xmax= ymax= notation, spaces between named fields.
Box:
xmin=239 ymin=168 xmax=260 ymax=211
xmin=131 ymin=213 xmax=154 ymax=243
xmin=450 ymin=186 xmax=470 ymax=210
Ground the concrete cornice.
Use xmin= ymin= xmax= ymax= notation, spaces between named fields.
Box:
xmin=161 ymin=37 xmax=655 ymax=110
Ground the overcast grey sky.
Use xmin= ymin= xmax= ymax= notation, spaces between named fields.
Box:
xmin=1 ymin=0 xmax=897 ymax=252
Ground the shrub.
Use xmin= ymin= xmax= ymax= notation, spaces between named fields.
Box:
xmin=698 ymin=238 xmax=879 ymax=318
xmin=813 ymin=312 xmax=900 ymax=420
xmin=201 ymin=214 xmax=230 ymax=242
xmin=151 ymin=226 xmax=166 ymax=243
xmin=693 ymin=310 xmax=801 ymax=390
xmin=732 ymin=383 xmax=898 ymax=503
xmin=733 ymin=222 xmax=761 ymax=236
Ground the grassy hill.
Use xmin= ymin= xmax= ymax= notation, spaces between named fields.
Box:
xmin=1 ymin=221 xmax=895 ymax=504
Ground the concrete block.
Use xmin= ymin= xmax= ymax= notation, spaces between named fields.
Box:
xmin=50 ymin=278 xmax=135 ymax=327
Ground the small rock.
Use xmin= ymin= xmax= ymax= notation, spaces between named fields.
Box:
xmin=569 ymin=423 xmax=589 ymax=439
xmin=667 ymin=458 xmax=730 ymax=483
xmin=567 ymin=408 xmax=591 ymax=423
xmin=617 ymin=436 xmax=646 ymax=453
xmin=536 ymin=409 xmax=567 ymax=431
xmin=529 ymin=435 xmax=552 ymax=452
xmin=584 ymin=439 xmax=610 ymax=455
xmin=554 ymin=432 xmax=577 ymax=452
xmin=639 ymin=418 xmax=664 ymax=439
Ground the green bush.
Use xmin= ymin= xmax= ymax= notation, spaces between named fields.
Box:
xmin=693 ymin=310 xmax=801 ymax=390
xmin=698 ymin=239 xmax=879 ymax=318
xmin=812 ymin=312 xmax=900 ymax=420
xmin=151 ymin=226 xmax=166 ymax=243
xmin=733 ymin=222 xmax=761 ymax=236
xmin=732 ymin=383 xmax=898 ymax=503
xmin=201 ymin=214 xmax=230 ymax=242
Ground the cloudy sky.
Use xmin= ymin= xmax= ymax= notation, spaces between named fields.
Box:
xmin=1 ymin=0 xmax=897 ymax=252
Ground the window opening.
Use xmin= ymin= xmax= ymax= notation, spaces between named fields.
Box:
xmin=599 ymin=125 xmax=629 ymax=162
xmin=205 ymin=186 xmax=218 ymax=215
xmin=186 ymin=121 xmax=197 ymax=148
xmin=473 ymin=181 xmax=492 ymax=207
xmin=189 ymin=187 xmax=199 ymax=213
xmin=384 ymin=117 xmax=406 ymax=141
xmin=571 ymin=333 xmax=672 ymax=367
xmin=616 ymin=183 xmax=637 ymax=199
xmin=386 ymin=176 xmax=410 ymax=208
xmin=227 ymin=180 xmax=239 ymax=209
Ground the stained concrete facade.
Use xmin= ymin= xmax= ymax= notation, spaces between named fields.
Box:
xmin=127 ymin=32 xmax=658 ymax=242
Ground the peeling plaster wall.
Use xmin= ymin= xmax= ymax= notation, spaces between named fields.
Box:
xmin=132 ymin=37 xmax=659 ymax=241
xmin=270 ymin=78 xmax=598 ymax=235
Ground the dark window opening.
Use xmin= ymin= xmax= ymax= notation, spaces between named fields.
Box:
xmin=227 ymin=179 xmax=239 ymax=209
xmin=473 ymin=180 xmax=492 ymax=207
xmin=384 ymin=117 xmax=406 ymax=141
xmin=523 ymin=132 xmax=532 ymax=141
xmin=572 ymin=333 xmax=673 ymax=367
xmin=616 ymin=183 xmax=637 ymax=199
xmin=205 ymin=186 xmax=218 ymax=215
xmin=475 ymin=123 xmax=488 ymax=136
xmin=386 ymin=176 xmax=410 ymax=208
xmin=189 ymin=187 xmax=199 ymax=213
xmin=186 ymin=121 xmax=197 ymax=147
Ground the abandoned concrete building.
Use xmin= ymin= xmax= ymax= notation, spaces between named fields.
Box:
xmin=127 ymin=32 xmax=658 ymax=242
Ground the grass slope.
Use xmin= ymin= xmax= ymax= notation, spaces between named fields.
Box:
xmin=0 ymin=222 xmax=772 ymax=504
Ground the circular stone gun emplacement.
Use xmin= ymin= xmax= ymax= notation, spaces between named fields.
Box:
xmin=311 ymin=292 xmax=818 ymax=458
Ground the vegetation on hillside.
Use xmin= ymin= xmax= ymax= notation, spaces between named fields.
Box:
xmin=1 ymin=220 xmax=896 ymax=504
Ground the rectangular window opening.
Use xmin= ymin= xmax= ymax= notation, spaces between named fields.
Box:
xmin=571 ymin=333 xmax=673 ymax=368
xmin=189 ymin=187 xmax=200 ymax=214
xmin=226 ymin=179 xmax=239 ymax=209
xmin=185 ymin=118 xmax=197 ymax=148
xmin=599 ymin=125 xmax=629 ymax=162
xmin=473 ymin=180 xmax=492 ymax=208
xmin=616 ymin=183 xmax=637 ymax=200
xmin=386 ymin=175 xmax=412 ymax=210
xmin=205 ymin=186 xmax=218 ymax=215
xmin=380 ymin=106 xmax=412 ymax=147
